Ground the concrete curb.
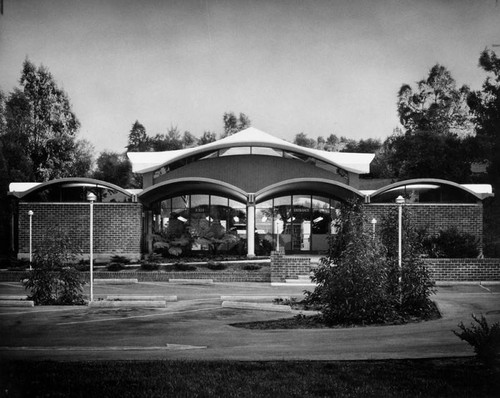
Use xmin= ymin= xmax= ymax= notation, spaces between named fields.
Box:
xmin=220 ymin=295 xmax=291 ymax=302
xmin=0 ymin=300 xmax=34 ymax=307
xmin=106 ymin=295 xmax=177 ymax=302
xmin=169 ymin=279 xmax=214 ymax=285
xmin=0 ymin=295 xmax=29 ymax=300
xmin=221 ymin=301 xmax=292 ymax=312
xmin=94 ymin=279 xmax=138 ymax=285
xmin=436 ymin=281 xmax=500 ymax=286
xmin=88 ymin=300 xmax=166 ymax=308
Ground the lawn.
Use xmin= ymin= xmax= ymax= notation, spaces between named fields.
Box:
xmin=0 ymin=358 xmax=498 ymax=397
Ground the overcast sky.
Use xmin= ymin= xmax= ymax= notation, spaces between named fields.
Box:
xmin=0 ymin=0 xmax=499 ymax=153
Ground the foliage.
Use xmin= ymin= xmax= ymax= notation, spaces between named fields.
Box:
xmin=127 ymin=120 xmax=149 ymax=152
xmin=0 ymin=59 xmax=87 ymax=182
xmin=110 ymin=255 xmax=131 ymax=264
xmin=293 ymin=132 xmax=316 ymax=148
xmin=242 ymin=264 xmax=261 ymax=271
xmin=22 ymin=230 xmax=85 ymax=305
xmin=306 ymin=201 xmax=398 ymax=325
xmin=397 ymin=64 xmax=474 ymax=137
xmin=454 ymin=314 xmax=500 ymax=368
xmin=140 ymin=262 xmax=160 ymax=271
xmin=93 ymin=151 xmax=133 ymax=187
xmin=107 ymin=262 xmax=125 ymax=271
xmin=198 ymin=130 xmax=217 ymax=145
xmin=173 ymin=262 xmax=196 ymax=271
xmin=379 ymin=206 xmax=436 ymax=315
xmin=221 ymin=112 xmax=251 ymax=138
xmin=206 ymin=261 xmax=227 ymax=270
xmin=421 ymin=227 xmax=480 ymax=258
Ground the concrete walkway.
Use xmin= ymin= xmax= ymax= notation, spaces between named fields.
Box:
xmin=0 ymin=281 xmax=498 ymax=362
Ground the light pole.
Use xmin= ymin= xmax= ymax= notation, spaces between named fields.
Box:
xmin=396 ymin=195 xmax=405 ymax=286
xmin=28 ymin=210 xmax=34 ymax=270
xmin=87 ymin=192 xmax=97 ymax=302
xmin=371 ymin=218 xmax=377 ymax=239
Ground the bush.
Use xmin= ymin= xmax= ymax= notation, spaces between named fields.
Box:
xmin=421 ymin=227 xmax=480 ymax=258
xmin=107 ymin=262 xmax=125 ymax=271
xmin=23 ymin=229 xmax=86 ymax=305
xmin=173 ymin=262 xmax=196 ymax=271
xmin=306 ymin=201 xmax=398 ymax=325
xmin=380 ymin=206 xmax=436 ymax=316
xmin=454 ymin=314 xmax=500 ymax=367
xmin=140 ymin=262 xmax=160 ymax=271
xmin=110 ymin=255 xmax=131 ymax=264
xmin=242 ymin=264 xmax=261 ymax=271
xmin=206 ymin=261 xmax=227 ymax=270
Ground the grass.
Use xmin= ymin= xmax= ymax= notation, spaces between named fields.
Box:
xmin=0 ymin=358 xmax=498 ymax=397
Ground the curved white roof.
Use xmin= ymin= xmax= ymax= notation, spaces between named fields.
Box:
xmin=127 ymin=127 xmax=375 ymax=174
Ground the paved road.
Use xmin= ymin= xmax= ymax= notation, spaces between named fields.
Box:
xmin=0 ymin=281 xmax=498 ymax=361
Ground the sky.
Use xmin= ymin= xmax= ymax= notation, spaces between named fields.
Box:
xmin=0 ymin=0 xmax=499 ymax=153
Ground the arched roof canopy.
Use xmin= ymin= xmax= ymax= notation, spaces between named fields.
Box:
xmin=255 ymin=178 xmax=365 ymax=204
xmin=369 ymin=178 xmax=490 ymax=203
xmin=9 ymin=178 xmax=136 ymax=202
xmin=138 ymin=178 xmax=248 ymax=208
xmin=128 ymin=127 xmax=374 ymax=175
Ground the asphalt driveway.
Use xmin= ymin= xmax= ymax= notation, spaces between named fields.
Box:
xmin=0 ymin=281 xmax=498 ymax=362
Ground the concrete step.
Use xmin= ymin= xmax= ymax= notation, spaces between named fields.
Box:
xmin=221 ymin=301 xmax=292 ymax=313
xmin=106 ymin=295 xmax=177 ymax=302
xmin=0 ymin=295 xmax=29 ymax=301
xmin=0 ymin=300 xmax=34 ymax=307
xmin=89 ymin=300 xmax=166 ymax=308
xmin=168 ymin=279 xmax=213 ymax=285
xmin=94 ymin=279 xmax=138 ymax=285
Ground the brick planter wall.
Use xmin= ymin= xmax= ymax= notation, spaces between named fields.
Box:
xmin=17 ymin=202 xmax=143 ymax=262
xmin=423 ymin=258 xmax=500 ymax=281
xmin=270 ymin=251 xmax=311 ymax=282
xmin=365 ymin=203 xmax=483 ymax=238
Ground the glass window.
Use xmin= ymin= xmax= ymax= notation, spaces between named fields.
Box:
xmin=219 ymin=147 xmax=251 ymax=156
xmin=251 ymin=147 xmax=283 ymax=157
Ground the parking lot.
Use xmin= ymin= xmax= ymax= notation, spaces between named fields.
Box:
xmin=0 ymin=281 xmax=499 ymax=362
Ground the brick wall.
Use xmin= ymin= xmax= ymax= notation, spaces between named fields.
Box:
xmin=271 ymin=251 xmax=311 ymax=282
xmin=17 ymin=202 xmax=143 ymax=261
xmin=424 ymin=258 xmax=500 ymax=281
xmin=365 ymin=203 xmax=483 ymax=241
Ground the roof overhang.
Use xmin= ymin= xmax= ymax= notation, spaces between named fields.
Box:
xmin=127 ymin=127 xmax=374 ymax=175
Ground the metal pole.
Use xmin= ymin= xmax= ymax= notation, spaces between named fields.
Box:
xmin=28 ymin=210 xmax=33 ymax=270
xmin=396 ymin=195 xmax=405 ymax=288
xmin=371 ymin=218 xmax=377 ymax=239
xmin=90 ymin=199 xmax=94 ymax=302
xmin=87 ymin=192 xmax=97 ymax=303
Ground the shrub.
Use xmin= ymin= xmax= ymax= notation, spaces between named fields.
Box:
xmin=422 ymin=228 xmax=480 ymax=258
xmin=173 ymin=262 xmax=196 ymax=271
xmin=454 ymin=314 xmax=500 ymax=367
xmin=140 ymin=262 xmax=160 ymax=271
xmin=23 ymin=229 xmax=85 ymax=305
xmin=380 ymin=206 xmax=436 ymax=316
xmin=206 ymin=261 xmax=227 ymax=270
xmin=110 ymin=255 xmax=131 ymax=264
xmin=107 ymin=262 xmax=125 ymax=271
xmin=306 ymin=200 xmax=397 ymax=325
xmin=242 ymin=264 xmax=261 ymax=271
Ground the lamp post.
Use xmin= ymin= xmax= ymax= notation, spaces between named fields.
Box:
xmin=371 ymin=218 xmax=377 ymax=239
xmin=87 ymin=192 xmax=97 ymax=302
xmin=396 ymin=195 xmax=405 ymax=286
xmin=28 ymin=210 xmax=34 ymax=270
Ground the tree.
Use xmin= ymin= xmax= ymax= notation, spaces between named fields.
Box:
xmin=150 ymin=126 xmax=183 ymax=151
xmin=127 ymin=120 xmax=149 ymax=152
xmin=3 ymin=59 xmax=82 ymax=181
xmin=221 ymin=112 xmax=251 ymax=138
xmin=398 ymin=64 xmax=474 ymax=137
xmin=385 ymin=129 xmax=475 ymax=181
xmin=182 ymin=131 xmax=197 ymax=148
xmin=67 ymin=139 xmax=94 ymax=178
xmin=93 ymin=151 xmax=132 ymax=187
xmin=198 ymin=130 xmax=217 ymax=145
xmin=293 ymin=132 xmax=316 ymax=148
